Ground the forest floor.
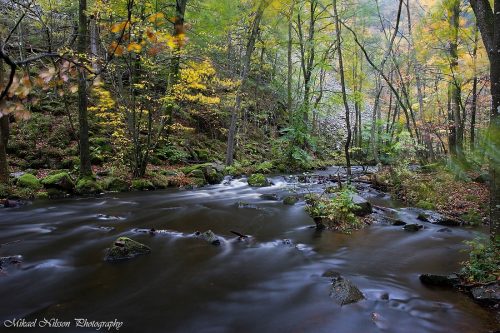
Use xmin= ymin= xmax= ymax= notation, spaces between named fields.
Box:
xmin=372 ymin=165 xmax=490 ymax=226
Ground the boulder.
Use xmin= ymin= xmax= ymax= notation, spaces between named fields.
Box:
xmin=104 ymin=237 xmax=151 ymax=261
xmin=329 ymin=276 xmax=365 ymax=305
xmin=247 ymin=173 xmax=270 ymax=187
xmin=41 ymin=172 xmax=74 ymax=192
xmin=202 ymin=165 xmax=223 ymax=185
xmin=351 ymin=194 xmax=372 ymax=216
xmin=417 ymin=211 xmax=462 ymax=226
xmin=283 ymin=195 xmax=299 ymax=205
xmin=76 ymin=177 xmax=103 ymax=195
xmin=101 ymin=177 xmax=130 ymax=192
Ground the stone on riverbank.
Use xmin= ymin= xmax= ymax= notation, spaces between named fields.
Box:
xmin=283 ymin=195 xmax=299 ymax=205
xmin=41 ymin=172 xmax=74 ymax=192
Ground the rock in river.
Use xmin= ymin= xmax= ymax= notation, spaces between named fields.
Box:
xmin=196 ymin=230 xmax=221 ymax=246
xmin=329 ymin=275 xmax=365 ymax=305
xmin=104 ymin=237 xmax=151 ymax=261
xmin=419 ymin=273 xmax=460 ymax=287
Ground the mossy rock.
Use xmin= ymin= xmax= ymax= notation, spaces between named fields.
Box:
xmin=100 ymin=177 xmax=130 ymax=192
xmin=247 ymin=173 xmax=269 ymax=187
xmin=181 ymin=163 xmax=212 ymax=175
xmin=187 ymin=169 xmax=205 ymax=179
xmin=41 ymin=172 xmax=74 ymax=192
xmin=104 ymin=237 xmax=151 ymax=261
xmin=17 ymin=174 xmax=42 ymax=190
xmin=203 ymin=166 xmax=223 ymax=185
xmin=189 ymin=177 xmax=207 ymax=188
xmin=150 ymin=173 xmax=170 ymax=189
xmin=131 ymin=179 xmax=155 ymax=191
xmin=283 ymin=195 xmax=299 ymax=205
xmin=76 ymin=177 xmax=103 ymax=195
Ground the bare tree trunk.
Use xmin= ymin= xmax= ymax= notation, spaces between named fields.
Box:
xmin=470 ymin=24 xmax=479 ymax=151
xmin=226 ymin=0 xmax=269 ymax=165
xmin=78 ymin=0 xmax=92 ymax=177
xmin=333 ymin=0 xmax=351 ymax=178
xmin=287 ymin=1 xmax=294 ymax=122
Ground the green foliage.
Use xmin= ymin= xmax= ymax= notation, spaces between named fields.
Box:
xmin=255 ymin=161 xmax=273 ymax=174
xmin=461 ymin=239 xmax=499 ymax=284
xmin=416 ymin=200 xmax=436 ymax=210
xmin=156 ymin=144 xmax=189 ymax=164
xmin=305 ymin=188 xmax=363 ymax=233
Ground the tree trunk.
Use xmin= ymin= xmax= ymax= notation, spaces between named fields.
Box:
xmin=470 ymin=25 xmax=479 ymax=151
xmin=226 ymin=0 xmax=268 ymax=166
xmin=333 ymin=0 xmax=351 ymax=178
xmin=470 ymin=0 xmax=500 ymax=243
xmin=287 ymin=1 xmax=294 ymax=122
xmin=78 ymin=0 xmax=92 ymax=177
xmin=448 ymin=0 xmax=463 ymax=160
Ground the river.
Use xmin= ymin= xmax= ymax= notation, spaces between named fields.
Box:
xmin=0 ymin=167 xmax=497 ymax=332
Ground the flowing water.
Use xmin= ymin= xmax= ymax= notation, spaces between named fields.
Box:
xmin=0 ymin=167 xmax=497 ymax=333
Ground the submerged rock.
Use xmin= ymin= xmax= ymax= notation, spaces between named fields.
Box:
xmin=419 ymin=274 xmax=460 ymax=287
xmin=104 ymin=237 xmax=151 ymax=261
xmin=0 ymin=255 xmax=23 ymax=271
xmin=403 ymin=224 xmax=423 ymax=232
xmin=329 ymin=275 xmax=365 ymax=305
xmin=260 ymin=193 xmax=279 ymax=201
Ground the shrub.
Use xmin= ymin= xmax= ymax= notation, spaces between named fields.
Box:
xmin=461 ymin=239 xmax=499 ymax=284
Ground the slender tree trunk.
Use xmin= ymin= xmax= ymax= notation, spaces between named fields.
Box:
xmin=333 ymin=0 xmax=351 ymax=178
xmin=226 ymin=0 xmax=268 ymax=165
xmin=470 ymin=25 xmax=479 ymax=150
xmin=0 ymin=58 xmax=9 ymax=184
xmin=78 ymin=0 xmax=92 ymax=177
xmin=287 ymin=2 xmax=294 ymax=121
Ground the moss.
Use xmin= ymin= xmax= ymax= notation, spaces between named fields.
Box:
xmin=181 ymin=163 xmax=212 ymax=175
xmin=150 ymin=173 xmax=170 ymax=189
xmin=187 ymin=169 xmax=205 ymax=179
xmin=0 ymin=184 xmax=10 ymax=198
xmin=99 ymin=177 xmax=130 ymax=192
xmin=104 ymin=237 xmax=151 ymax=261
xmin=461 ymin=209 xmax=482 ymax=226
xmin=131 ymin=179 xmax=155 ymax=191
xmin=247 ymin=173 xmax=269 ymax=187
xmin=17 ymin=174 xmax=42 ymax=190
xmin=76 ymin=177 xmax=103 ymax=195
xmin=41 ymin=172 xmax=74 ymax=191
xmin=35 ymin=191 xmax=49 ymax=200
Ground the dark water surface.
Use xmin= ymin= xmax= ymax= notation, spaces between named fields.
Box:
xmin=0 ymin=167 xmax=497 ymax=332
